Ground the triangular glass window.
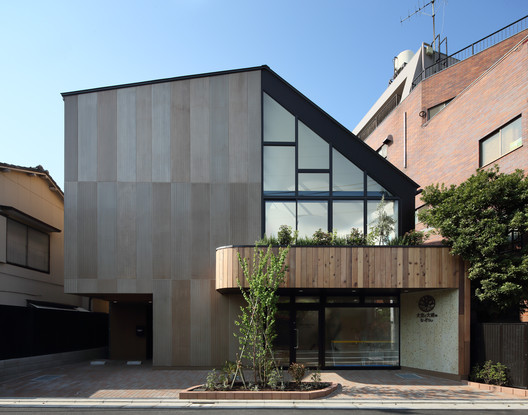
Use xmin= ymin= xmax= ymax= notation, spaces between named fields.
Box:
xmin=332 ymin=149 xmax=363 ymax=196
xmin=263 ymin=93 xmax=295 ymax=142
xmin=367 ymin=175 xmax=393 ymax=197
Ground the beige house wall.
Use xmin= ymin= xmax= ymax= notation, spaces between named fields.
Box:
xmin=0 ymin=168 xmax=83 ymax=307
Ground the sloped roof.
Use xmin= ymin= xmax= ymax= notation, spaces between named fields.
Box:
xmin=0 ymin=162 xmax=63 ymax=198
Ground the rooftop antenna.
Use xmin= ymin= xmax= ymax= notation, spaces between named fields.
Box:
xmin=401 ymin=0 xmax=437 ymax=51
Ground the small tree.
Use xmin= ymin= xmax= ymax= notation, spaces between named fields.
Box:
xmin=367 ymin=195 xmax=396 ymax=245
xmin=235 ymin=245 xmax=289 ymax=387
xmin=419 ymin=167 xmax=528 ymax=318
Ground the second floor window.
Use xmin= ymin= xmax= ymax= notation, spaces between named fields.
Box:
xmin=6 ymin=218 xmax=50 ymax=273
xmin=480 ymin=116 xmax=522 ymax=167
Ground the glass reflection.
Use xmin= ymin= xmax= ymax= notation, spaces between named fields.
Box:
xmin=263 ymin=146 xmax=295 ymax=194
xmin=265 ymin=201 xmax=296 ymax=237
xmin=298 ymin=121 xmax=329 ymax=169
xmin=297 ymin=202 xmax=328 ymax=237
xmin=332 ymin=201 xmax=364 ymax=237
xmin=332 ymin=149 xmax=364 ymax=195
xmin=367 ymin=200 xmax=398 ymax=241
xmin=263 ymin=93 xmax=295 ymax=142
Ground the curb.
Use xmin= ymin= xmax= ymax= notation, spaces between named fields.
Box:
xmin=464 ymin=381 xmax=528 ymax=397
xmin=1 ymin=398 xmax=528 ymax=410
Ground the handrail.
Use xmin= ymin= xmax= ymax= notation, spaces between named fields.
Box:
xmin=412 ymin=15 xmax=528 ymax=89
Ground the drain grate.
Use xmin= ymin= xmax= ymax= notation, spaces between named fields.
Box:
xmin=32 ymin=375 xmax=63 ymax=382
xmin=396 ymin=373 xmax=422 ymax=379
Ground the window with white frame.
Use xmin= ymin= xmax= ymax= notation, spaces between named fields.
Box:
xmin=480 ymin=116 xmax=522 ymax=167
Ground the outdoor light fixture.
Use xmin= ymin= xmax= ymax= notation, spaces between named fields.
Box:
xmin=419 ymin=110 xmax=427 ymax=118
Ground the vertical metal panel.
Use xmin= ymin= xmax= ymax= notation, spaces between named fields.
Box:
xmin=117 ymin=88 xmax=137 ymax=182
xmin=97 ymin=90 xmax=117 ymax=181
xmin=136 ymin=85 xmax=152 ymax=182
xmin=136 ymin=183 xmax=152 ymax=280
xmin=171 ymin=80 xmax=191 ymax=182
xmin=64 ymin=95 xmax=78 ymax=182
xmin=209 ymin=75 xmax=229 ymax=183
xmin=247 ymin=182 xmax=261 ymax=242
xmin=64 ymin=182 xmax=78 ymax=279
xmin=247 ymin=70 xmax=262 ymax=184
xmin=97 ymin=182 xmax=117 ymax=279
xmin=171 ymin=280 xmax=191 ymax=365
xmin=152 ymin=183 xmax=171 ymax=278
xmin=152 ymin=83 xmax=171 ymax=182
xmin=210 ymin=279 xmax=229 ymax=365
xmin=171 ymin=182 xmax=191 ymax=280
xmin=77 ymin=93 xmax=97 ymax=181
xmin=77 ymin=182 xmax=97 ymax=278
xmin=228 ymin=72 xmax=248 ymax=183
xmin=190 ymin=77 xmax=210 ymax=183
xmin=190 ymin=279 xmax=211 ymax=365
xmin=209 ymin=183 xmax=230 ymax=270
xmin=153 ymin=279 xmax=172 ymax=366
xmin=230 ymin=183 xmax=249 ymax=244
xmin=117 ymin=182 xmax=137 ymax=278
xmin=191 ymin=183 xmax=210 ymax=279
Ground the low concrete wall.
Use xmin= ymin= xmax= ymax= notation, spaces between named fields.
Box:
xmin=0 ymin=347 xmax=108 ymax=381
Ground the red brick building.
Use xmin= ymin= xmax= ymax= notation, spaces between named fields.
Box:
xmin=357 ymin=20 xmax=528 ymax=225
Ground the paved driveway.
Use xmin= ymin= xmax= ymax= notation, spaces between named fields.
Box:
xmin=0 ymin=361 xmax=524 ymax=401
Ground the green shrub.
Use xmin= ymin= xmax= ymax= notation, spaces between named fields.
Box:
xmin=288 ymin=362 xmax=306 ymax=385
xmin=388 ymin=230 xmax=428 ymax=246
xmin=346 ymin=228 xmax=367 ymax=245
xmin=312 ymin=229 xmax=332 ymax=245
xmin=470 ymin=360 xmax=510 ymax=386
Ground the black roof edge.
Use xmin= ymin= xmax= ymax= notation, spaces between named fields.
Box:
xmin=61 ymin=65 xmax=270 ymax=97
xmin=261 ymin=67 xmax=420 ymax=190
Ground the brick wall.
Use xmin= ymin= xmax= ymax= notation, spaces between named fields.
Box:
xmin=365 ymin=33 xmax=528 ymax=202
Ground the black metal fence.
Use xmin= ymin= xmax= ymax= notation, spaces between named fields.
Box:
xmin=472 ymin=323 xmax=528 ymax=388
xmin=412 ymin=15 xmax=528 ymax=89
xmin=0 ymin=304 xmax=108 ymax=360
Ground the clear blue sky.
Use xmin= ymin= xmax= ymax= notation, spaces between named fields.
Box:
xmin=1 ymin=0 xmax=527 ymax=188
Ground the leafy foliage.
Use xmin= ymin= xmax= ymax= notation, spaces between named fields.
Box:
xmin=235 ymin=245 xmax=289 ymax=386
xmin=419 ymin=167 xmax=528 ymax=316
xmin=470 ymin=361 xmax=510 ymax=386
xmin=288 ymin=362 xmax=306 ymax=385
xmin=347 ymin=228 xmax=367 ymax=245
xmin=367 ymin=195 xmax=396 ymax=245
xmin=388 ymin=230 xmax=428 ymax=246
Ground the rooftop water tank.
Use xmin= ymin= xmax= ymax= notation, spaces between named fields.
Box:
xmin=394 ymin=49 xmax=415 ymax=73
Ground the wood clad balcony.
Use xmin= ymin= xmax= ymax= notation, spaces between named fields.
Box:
xmin=216 ymin=245 xmax=465 ymax=292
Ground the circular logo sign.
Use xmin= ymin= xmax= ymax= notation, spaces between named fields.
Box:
xmin=418 ymin=295 xmax=435 ymax=312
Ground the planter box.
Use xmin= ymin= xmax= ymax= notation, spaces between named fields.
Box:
xmin=180 ymin=382 xmax=339 ymax=400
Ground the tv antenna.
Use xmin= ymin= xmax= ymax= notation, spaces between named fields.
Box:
xmin=401 ymin=0 xmax=437 ymax=51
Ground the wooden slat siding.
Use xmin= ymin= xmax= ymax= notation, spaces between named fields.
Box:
xmin=217 ymin=246 xmax=464 ymax=290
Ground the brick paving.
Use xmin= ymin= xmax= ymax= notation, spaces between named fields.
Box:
xmin=0 ymin=360 xmax=525 ymax=401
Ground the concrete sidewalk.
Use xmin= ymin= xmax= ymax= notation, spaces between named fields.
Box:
xmin=0 ymin=360 xmax=527 ymax=409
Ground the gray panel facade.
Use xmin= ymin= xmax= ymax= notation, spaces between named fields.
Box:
xmin=64 ymin=70 xmax=263 ymax=366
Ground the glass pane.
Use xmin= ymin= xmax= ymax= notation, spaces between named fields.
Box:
xmin=297 ymin=202 xmax=328 ymax=238
xmin=298 ymin=121 xmax=329 ymax=169
xmin=332 ymin=149 xmax=364 ymax=195
xmin=275 ymin=309 xmax=291 ymax=367
xmin=501 ymin=118 xmax=522 ymax=155
xmin=325 ymin=307 xmax=399 ymax=367
xmin=326 ymin=296 xmax=360 ymax=304
xmin=367 ymin=200 xmax=398 ymax=242
xmin=265 ymin=201 xmax=296 ymax=237
xmin=295 ymin=296 xmax=319 ymax=303
xmin=7 ymin=219 xmax=27 ymax=266
xmin=263 ymin=93 xmax=295 ymax=142
xmin=365 ymin=296 xmax=398 ymax=304
xmin=263 ymin=146 xmax=295 ymax=193
xmin=480 ymin=132 xmax=500 ymax=166
xmin=367 ymin=175 xmax=393 ymax=197
xmin=298 ymin=173 xmax=329 ymax=196
xmin=27 ymin=228 xmax=49 ymax=272
xmin=333 ymin=201 xmax=364 ymax=237
xmin=296 ymin=310 xmax=319 ymax=367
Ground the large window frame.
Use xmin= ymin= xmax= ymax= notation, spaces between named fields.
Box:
xmin=262 ymin=91 xmax=400 ymax=238
xmin=480 ymin=116 xmax=522 ymax=167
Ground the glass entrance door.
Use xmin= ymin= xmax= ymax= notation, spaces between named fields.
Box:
xmin=293 ymin=309 xmax=319 ymax=367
